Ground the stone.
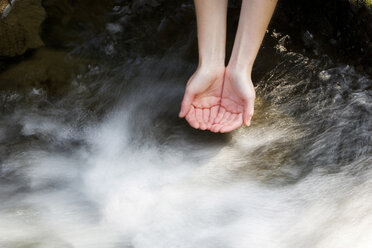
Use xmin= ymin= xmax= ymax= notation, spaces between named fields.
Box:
xmin=0 ymin=0 xmax=9 ymax=14
xmin=0 ymin=0 xmax=46 ymax=57
xmin=0 ymin=48 xmax=88 ymax=95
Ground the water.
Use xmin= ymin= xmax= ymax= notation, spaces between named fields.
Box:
xmin=0 ymin=1 xmax=371 ymax=247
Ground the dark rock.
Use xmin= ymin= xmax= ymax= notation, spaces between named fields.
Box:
xmin=0 ymin=48 xmax=88 ymax=95
xmin=0 ymin=0 xmax=8 ymax=14
xmin=270 ymin=0 xmax=372 ymax=75
xmin=0 ymin=0 xmax=46 ymax=57
xmin=41 ymin=0 xmax=113 ymax=48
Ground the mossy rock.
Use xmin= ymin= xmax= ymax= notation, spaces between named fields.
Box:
xmin=0 ymin=0 xmax=46 ymax=57
xmin=0 ymin=47 xmax=88 ymax=95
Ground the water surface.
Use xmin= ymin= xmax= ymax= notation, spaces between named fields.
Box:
xmin=0 ymin=1 xmax=371 ymax=247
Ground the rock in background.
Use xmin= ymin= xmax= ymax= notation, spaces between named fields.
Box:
xmin=0 ymin=0 xmax=371 ymax=97
xmin=0 ymin=47 xmax=87 ymax=95
xmin=0 ymin=0 xmax=8 ymax=13
xmin=0 ymin=0 xmax=46 ymax=57
xmin=0 ymin=0 xmax=92 ymax=97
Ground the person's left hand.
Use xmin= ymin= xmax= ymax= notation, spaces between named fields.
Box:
xmin=209 ymin=67 xmax=255 ymax=133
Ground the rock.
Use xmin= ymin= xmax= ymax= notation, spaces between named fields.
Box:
xmin=0 ymin=48 xmax=88 ymax=95
xmin=0 ymin=0 xmax=46 ymax=57
xmin=270 ymin=0 xmax=372 ymax=76
xmin=0 ymin=0 xmax=9 ymax=14
xmin=42 ymin=0 xmax=113 ymax=48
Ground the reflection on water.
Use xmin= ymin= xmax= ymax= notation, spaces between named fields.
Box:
xmin=0 ymin=1 xmax=371 ymax=248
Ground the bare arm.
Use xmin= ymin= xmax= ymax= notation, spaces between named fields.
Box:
xmin=194 ymin=0 xmax=228 ymax=68
xmin=180 ymin=0 xmax=277 ymax=132
xmin=179 ymin=0 xmax=228 ymax=127
xmin=228 ymin=0 xmax=278 ymax=73
xmin=218 ymin=0 xmax=277 ymax=129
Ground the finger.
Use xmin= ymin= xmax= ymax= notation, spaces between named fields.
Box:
xmin=220 ymin=113 xmax=243 ymax=133
xmin=179 ymin=90 xmax=194 ymax=118
xmin=219 ymin=113 xmax=235 ymax=131
xmin=219 ymin=112 xmax=232 ymax=125
xmin=195 ymin=108 xmax=207 ymax=130
xmin=195 ymin=108 xmax=203 ymax=123
xmin=214 ymin=107 xmax=226 ymax=124
xmin=185 ymin=106 xmax=199 ymax=129
xmin=203 ymin=108 xmax=210 ymax=125
xmin=210 ymin=124 xmax=223 ymax=133
xmin=209 ymin=105 xmax=219 ymax=124
xmin=243 ymin=98 xmax=255 ymax=126
xmin=226 ymin=113 xmax=237 ymax=124
xmin=204 ymin=109 xmax=213 ymax=129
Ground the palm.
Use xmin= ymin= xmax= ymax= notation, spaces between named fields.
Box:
xmin=181 ymin=69 xmax=224 ymax=130
xmin=210 ymin=71 xmax=255 ymax=133
xmin=180 ymin=68 xmax=255 ymax=133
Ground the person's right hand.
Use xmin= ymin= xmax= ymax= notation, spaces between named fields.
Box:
xmin=179 ymin=66 xmax=225 ymax=130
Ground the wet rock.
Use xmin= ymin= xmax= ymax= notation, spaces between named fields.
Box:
xmin=270 ymin=0 xmax=372 ymax=76
xmin=0 ymin=0 xmax=9 ymax=14
xmin=41 ymin=0 xmax=113 ymax=48
xmin=0 ymin=48 xmax=88 ymax=95
xmin=0 ymin=0 xmax=46 ymax=57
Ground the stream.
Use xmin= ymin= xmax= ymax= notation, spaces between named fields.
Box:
xmin=0 ymin=1 xmax=371 ymax=247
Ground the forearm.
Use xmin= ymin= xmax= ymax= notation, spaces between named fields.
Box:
xmin=194 ymin=0 xmax=228 ymax=68
xmin=228 ymin=0 xmax=277 ymax=73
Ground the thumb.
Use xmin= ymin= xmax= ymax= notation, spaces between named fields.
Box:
xmin=179 ymin=89 xmax=195 ymax=118
xmin=243 ymin=98 xmax=254 ymax=126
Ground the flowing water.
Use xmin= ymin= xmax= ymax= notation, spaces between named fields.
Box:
xmin=0 ymin=1 xmax=371 ymax=247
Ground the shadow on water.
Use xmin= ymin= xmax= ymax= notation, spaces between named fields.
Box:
xmin=0 ymin=0 xmax=371 ymax=247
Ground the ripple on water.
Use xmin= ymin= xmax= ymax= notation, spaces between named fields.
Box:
xmin=0 ymin=4 xmax=371 ymax=246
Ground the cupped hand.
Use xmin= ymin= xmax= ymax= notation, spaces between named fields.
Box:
xmin=179 ymin=66 xmax=225 ymax=130
xmin=209 ymin=68 xmax=255 ymax=133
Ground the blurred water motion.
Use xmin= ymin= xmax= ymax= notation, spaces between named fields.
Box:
xmin=0 ymin=1 xmax=371 ymax=247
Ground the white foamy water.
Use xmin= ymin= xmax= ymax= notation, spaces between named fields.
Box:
xmin=1 ymin=84 xmax=371 ymax=247
xmin=0 ymin=6 xmax=371 ymax=243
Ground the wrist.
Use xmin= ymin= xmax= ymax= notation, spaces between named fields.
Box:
xmin=198 ymin=56 xmax=225 ymax=69
xmin=225 ymin=62 xmax=252 ymax=79
xmin=197 ymin=60 xmax=225 ymax=74
xmin=227 ymin=53 xmax=254 ymax=69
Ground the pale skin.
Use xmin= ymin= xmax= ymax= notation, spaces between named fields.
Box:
xmin=179 ymin=0 xmax=278 ymax=133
